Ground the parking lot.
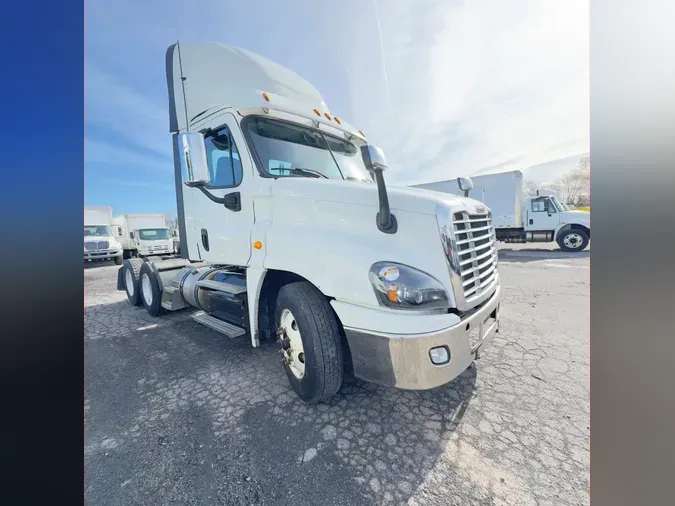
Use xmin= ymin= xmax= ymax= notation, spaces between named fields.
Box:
xmin=85 ymin=244 xmax=589 ymax=506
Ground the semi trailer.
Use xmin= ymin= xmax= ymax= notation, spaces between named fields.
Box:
xmin=117 ymin=41 xmax=502 ymax=403
xmin=84 ymin=206 xmax=123 ymax=264
xmin=113 ymin=213 xmax=175 ymax=259
xmin=412 ymin=171 xmax=590 ymax=252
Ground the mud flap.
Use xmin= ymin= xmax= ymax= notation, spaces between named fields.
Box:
xmin=116 ymin=266 xmax=125 ymax=291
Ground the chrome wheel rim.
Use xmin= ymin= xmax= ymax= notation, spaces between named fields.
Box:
xmin=563 ymin=233 xmax=583 ymax=249
xmin=278 ymin=309 xmax=305 ymax=379
xmin=141 ymin=273 xmax=153 ymax=305
xmin=125 ymin=269 xmax=135 ymax=297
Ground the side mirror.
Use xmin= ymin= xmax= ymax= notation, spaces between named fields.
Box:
xmin=457 ymin=177 xmax=473 ymax=197
xmin=360 ymin=145 xmax=397 ymax=234
xmin=360 ymin=145 xmax=388 ymax=172
xmin=177 ymin=132 xmax=211 ymax=187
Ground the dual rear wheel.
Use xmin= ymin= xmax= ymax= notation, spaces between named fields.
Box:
xmin=121 ymin=259 xmax=164 ymax=316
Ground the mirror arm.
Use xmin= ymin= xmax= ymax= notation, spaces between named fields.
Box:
xmin=194 ymin=186 xmax=241 ymax=212
xmin=373 ymin=168 xmax=398 ymax=234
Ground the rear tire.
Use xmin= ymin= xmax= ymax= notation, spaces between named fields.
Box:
xmin=557 ymin=229 xmax=589 ymax=252
xmin=275 ymin=281 xmax=344 ymax=404
xmin=139 ymin=262 xmax=165 ymax=317
xmin=122 ymin=258 xmax=144 ymax=306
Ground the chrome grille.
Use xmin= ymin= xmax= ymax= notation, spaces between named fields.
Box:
xmin=84 ymin=241 xmax=109 ymax=251
xmin=453 ymin=212 xmax=498 ymax=301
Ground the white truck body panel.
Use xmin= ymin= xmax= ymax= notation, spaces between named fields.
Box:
xmin=413 ymin=171 xmax=524 ymax=229
xmin=84 ymin=206 xmax=113 ymax=226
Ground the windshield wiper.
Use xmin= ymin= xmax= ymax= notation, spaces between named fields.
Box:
xmin=287 ymin=167 xmax=329 ymax=179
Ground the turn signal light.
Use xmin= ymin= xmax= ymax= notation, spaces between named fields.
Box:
xmin=253 ymin=241 xmax=263 ymax=250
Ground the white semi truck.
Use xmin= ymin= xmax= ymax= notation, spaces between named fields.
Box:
xmin=413 ymin=170 xmax=590 ymax=252
xmin=113 ymin=213 xmax=175 ymax=259
xmin=84 ymin=206 xmax=123 ymax=265
xmin=117 ymin=41 xmax=502 ymax=403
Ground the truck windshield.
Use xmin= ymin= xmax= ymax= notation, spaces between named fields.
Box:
xmin=84 ymin=226 xmax=112 ymax=237
xmin=244 ymin=116 xmax=373 ymax=182
xmin=138 ymin=228 xmax=171 ymax=241
xmin=550 ymin=197 xmax=567 ymax=212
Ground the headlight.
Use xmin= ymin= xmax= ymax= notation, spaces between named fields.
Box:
xmin=368 ymin=262 xmax=449 ymax=311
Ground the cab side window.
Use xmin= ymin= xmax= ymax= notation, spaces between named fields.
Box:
xmin=531 ymin=198 xmax=547 ymax=212
xmin=204 ymin=126 xmax=243 ymax=188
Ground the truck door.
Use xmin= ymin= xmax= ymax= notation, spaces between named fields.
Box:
xmin=186 ymin=112 xmax=253 ymax=265
xmin=526 ymin=197 xmax=560 ymax=231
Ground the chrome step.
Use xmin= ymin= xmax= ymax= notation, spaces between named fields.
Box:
xmin=191 ymin=310 xmax=246 ymax=338
xmin=196 ymin=279 xmax=247 ymax=295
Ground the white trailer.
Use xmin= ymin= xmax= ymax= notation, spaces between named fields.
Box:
xmin=84 ymin=206 xmax=123 ymax=264
xmin=112 ymin=214 xmax=174 ymax=259
xmin=117 ymin=41 xmax=502 ymax=403
xmin=412 ymin=170 xmax=590 ymax=252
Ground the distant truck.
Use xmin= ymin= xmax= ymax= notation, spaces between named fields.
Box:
xmin=84 ymin=206 xmax=123 ymax=264
xmin=412 ymin=170 xmax=590 ymax=252
xmin=112 ymin=214 xmax=175 ymax=259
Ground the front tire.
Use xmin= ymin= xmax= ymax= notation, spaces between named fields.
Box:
xmin=139 ymin=262 xmax=165 ymax=317
xmin=122 ymin=258 xmax=144 ymax=306
xmin=558 ymin=229 xmax=589 ymax=252
xmin=114 ymin=255 xmax=123 ymax=265
xmin=275 ymin=282 xmax=344 ymax=404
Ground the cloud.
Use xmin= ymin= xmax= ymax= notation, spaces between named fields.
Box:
xmin=85 ymin=138 xmax=170 ymax=173
xmin=99 ymin=177 xmax=174 ymax=191
xmin=346 ymin=0 xmax=589 ymax=185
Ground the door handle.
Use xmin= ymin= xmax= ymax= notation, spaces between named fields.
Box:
xmin=201 ymin=229 xmax=210 ymax=251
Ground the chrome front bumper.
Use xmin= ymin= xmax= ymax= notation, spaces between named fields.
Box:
xmin=84 ymin=249 xmax=121 ymax=260
xmin=343 ymin=284 xmax=501 ymax=390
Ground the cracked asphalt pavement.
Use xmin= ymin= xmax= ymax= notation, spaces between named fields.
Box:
xmin=85 ymin=244 xmax=589 ymax=505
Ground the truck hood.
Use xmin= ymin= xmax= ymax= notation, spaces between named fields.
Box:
xmin=271 ymin=178 xmax=468 ymax=215
xmin=561 ymin=210 xmax=590 ymax=222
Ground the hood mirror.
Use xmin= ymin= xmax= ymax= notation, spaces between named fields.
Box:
xmin=457 ymin=177 xmax=473 ymax=197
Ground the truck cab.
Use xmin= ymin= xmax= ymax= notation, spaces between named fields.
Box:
xmin=117 ymin=41 xmax=502 ymax=403
xmin=84 ymin=206 xmax=123 ymax=264
xmin=130 ymin=227 xmax=174 ymax=257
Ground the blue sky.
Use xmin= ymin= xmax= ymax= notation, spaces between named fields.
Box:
xmin=85 ymin=0 xmax=589 ymax=217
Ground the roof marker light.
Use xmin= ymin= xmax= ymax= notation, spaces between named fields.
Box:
xmin=313 ymin=108 xmax=321 ymax=116
xmin=324 ymin=112 xmax=332 ymax=120
xmin=359 ymin=130 xmax=366 ymax=137
xmin=334 ymin=117 xmax=342 ymax=125
xmin=262 ymin=92 xmax=270 ymax=102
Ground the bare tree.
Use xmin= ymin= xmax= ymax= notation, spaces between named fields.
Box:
xmin=556 ymin=168 xmax=589 ymax=205
xmin=524 ymin=180 xmax=540 ymax=197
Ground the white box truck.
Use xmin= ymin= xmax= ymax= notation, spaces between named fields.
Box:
xmin=113 ymin=214 xmax=175 ymax=259
xmin=412 ymin=170 xmax=590 ymax=252
xmin=84 ymin=206 xmax=123 ymax=264
xmin=116 ymin=41 xmax=502 ymax=403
